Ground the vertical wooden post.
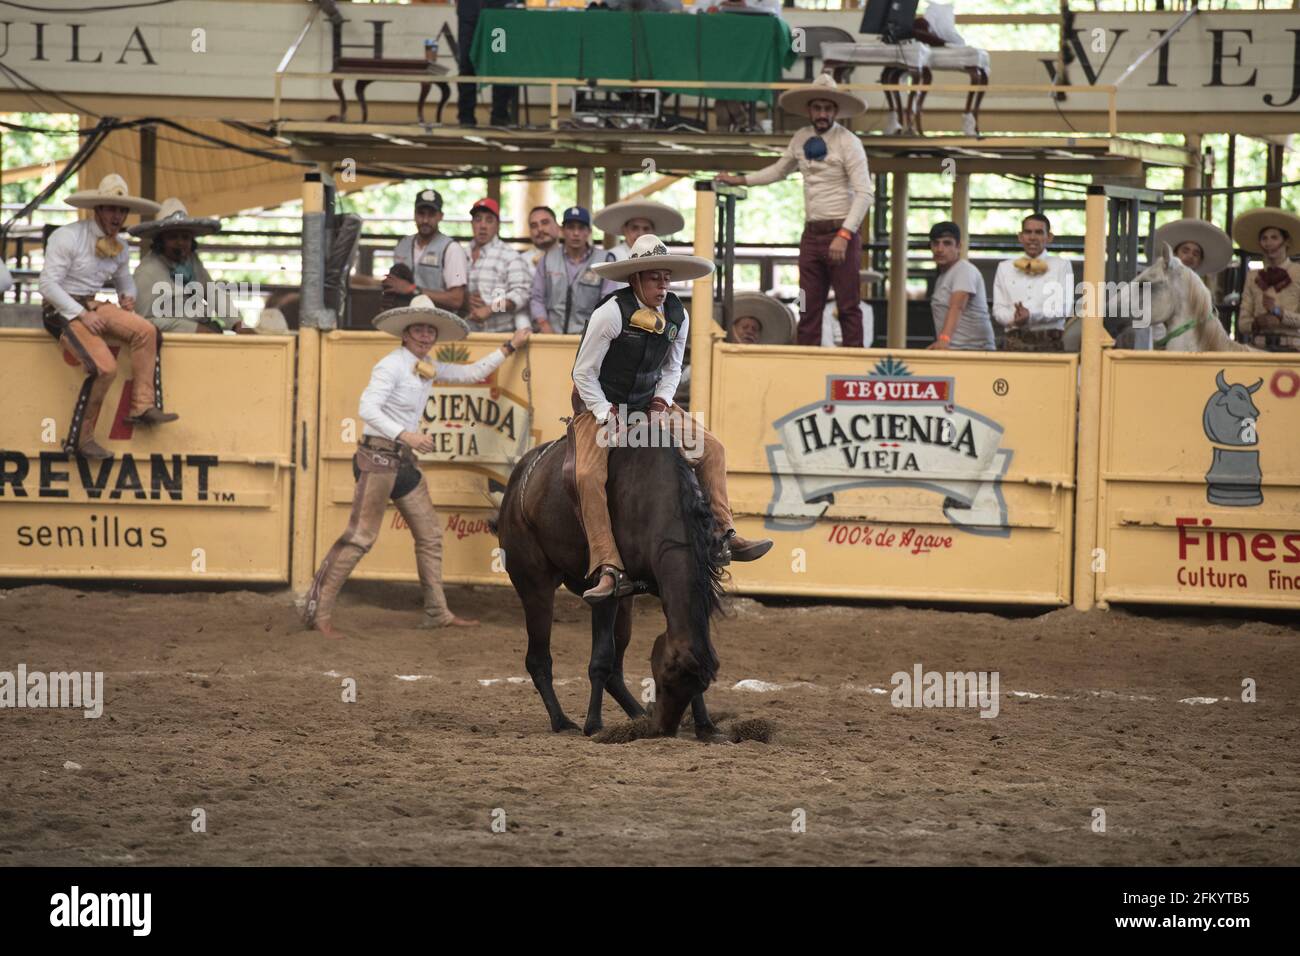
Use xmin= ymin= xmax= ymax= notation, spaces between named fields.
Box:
xmin=292 ymin=170 xmax=327 ymax=593
xmin=1072 ymin=186 xmax=1106 ymax=611
xmin=1181 ymin=133 xmax=1202 ymax=220
xmin=576 ymin=167 xmax=594 ymax=212
xmin=951 ymin=171 xmax=971 ymax=245
xmin=886 ymin=171 xmax=909 ymax=349
xmin=602 ymin=165 xmax=622 ymax=249
xmin=139 ymin=125 xmax=157 ymax=201
xmin=692 ymin=182 xmax=718 ymax=427
xmin=1266 ymin=143 xmax=1283 ymax=208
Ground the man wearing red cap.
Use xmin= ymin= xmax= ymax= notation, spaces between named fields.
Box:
xmin=465 ymin=198 xmax=532 ymax=333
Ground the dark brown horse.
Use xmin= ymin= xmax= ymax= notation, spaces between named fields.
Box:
xmin=495 ymin=436 xmax=726 ymax=739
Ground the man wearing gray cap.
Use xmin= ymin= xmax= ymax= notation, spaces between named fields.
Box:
xmin=385 ymin=188 xmax=469 ymax=315
xmin=927 ymin=221 xmax=994 ymax=351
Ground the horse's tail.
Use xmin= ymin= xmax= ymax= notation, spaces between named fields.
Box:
xmin=672 ymin=449 xmax=724 ymax=685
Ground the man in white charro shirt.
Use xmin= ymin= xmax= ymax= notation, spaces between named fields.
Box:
xmin=991 ymin=213 xmax=1075 ymax=352
xmin=38 ymin=173 xmax=179 ymax=460
xmin=304 ymin=296 xmax=529 ymax=637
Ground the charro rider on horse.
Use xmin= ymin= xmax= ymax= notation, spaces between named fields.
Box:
xmin=570 ymin=232 xmax=774 ymax=604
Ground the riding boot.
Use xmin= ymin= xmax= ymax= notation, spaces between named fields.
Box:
xmin=719 ymin=529 xmax=774 ymax=563
xmin=392 ymin=480 xmax=456 ymax=628
xmin=303 ymin=468 xmax=394 ymax=631
xmin=583 ymin=565 xmax=628 ymax=605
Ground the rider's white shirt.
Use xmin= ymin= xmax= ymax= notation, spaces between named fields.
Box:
xmin=573 ymin=293 xmax=688 ymax=422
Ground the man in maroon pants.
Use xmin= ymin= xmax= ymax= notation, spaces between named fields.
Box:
xmin=717 ymin=74 xmax=873 ymax=347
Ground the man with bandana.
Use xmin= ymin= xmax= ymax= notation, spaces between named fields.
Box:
xmin=38 ymin=174 xmax=179 ymax=460
xmin=1232 ymin=207 xmax=1300 ymax=352
xmin=716 ymin=74 xmax=872 ymax=348
xmin=571 ymin=233 xmax=773 ymax=604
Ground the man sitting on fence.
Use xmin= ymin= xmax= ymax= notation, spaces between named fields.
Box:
xmin=131 ymin=198 xmax=246 ymax=334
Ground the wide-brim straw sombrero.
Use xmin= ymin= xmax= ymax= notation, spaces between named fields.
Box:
xmin=65 ymin=173 xmax=161 ymax=217
xmin=130 ymin=197 xmax=222 ymax=239
xmin=778 ymin=73 xmax=866 ymax=118
xmin=716 ymin=292 xmax=796 ymax=345
xmin=1151 ymin=218 xmax=1232 ymax=275
xmin=373 ymin=294 xmax=470 ymax=340
xmin=593 ymin=199 xmax=685 ymax=238
xmin=1231 ymin=206 xmax=1300 ymax=255
xmin=591 ymin=233 xmax=714 ymax=283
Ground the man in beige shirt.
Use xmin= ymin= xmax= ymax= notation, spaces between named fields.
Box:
xmin=717 ymin=74 xmax=872 ymax=347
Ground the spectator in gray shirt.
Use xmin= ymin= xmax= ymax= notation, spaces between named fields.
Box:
xmin=926 ymin=221 xmax=994 ymax=351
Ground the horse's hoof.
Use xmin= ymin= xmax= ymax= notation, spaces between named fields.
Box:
xmin=552 ymin=718 xmax=581 ymax=734
xmin=694 ymin=724 xmax=728 ymax=744
xmin=583 ymin=718 xmax=603 ymax=737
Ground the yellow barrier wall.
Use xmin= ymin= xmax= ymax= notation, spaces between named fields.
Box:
xmin=0 ymin=330 xmax=296 ymax=581
xmin=315 ymin=332 xmax=577 ymax=584
xmin=710 ymin=346 xmax=1079 ymax=604
xmin=1097 ymin=351 xmax=1300 ymax=608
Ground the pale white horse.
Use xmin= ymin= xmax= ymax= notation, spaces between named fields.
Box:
xmin=1128 ymin=243 xmax=1254 ymax=352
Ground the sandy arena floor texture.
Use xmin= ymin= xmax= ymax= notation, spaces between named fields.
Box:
xmin=1 ymin=582 xmax=1297 ymax=866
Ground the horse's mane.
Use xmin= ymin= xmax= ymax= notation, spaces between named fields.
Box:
xmin=1176 ymin=263 xmax=1214 ymax=326
xmin=670 ymin=450 xmax=724 ymax=685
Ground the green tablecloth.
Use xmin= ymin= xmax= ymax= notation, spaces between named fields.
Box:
xmin=470 ymin=9 xmax=795 ymax=104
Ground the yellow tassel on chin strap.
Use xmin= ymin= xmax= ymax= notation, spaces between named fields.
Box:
xmin=629 ymin=307 xmax=666 ymax=334
xmin=415 ymin=360 xmax=437 ymax=380
xmin=95 ymin=236 xmax=124 ymax=258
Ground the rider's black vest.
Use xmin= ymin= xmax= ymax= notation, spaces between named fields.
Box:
xmin=584 ymin=287 xmax=685 ymax=411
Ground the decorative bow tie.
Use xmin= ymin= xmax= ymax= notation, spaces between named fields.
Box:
xmin=1256 ymin=266 xmax=1292 ymax=292
xmin=1013 ymin=256 xmax=1049 ymax=276
xmin=95 ymin=236 xmax=124 ymax=258
xmin=415 ymin=360 xmax=437 ymax=381
xmin=629 ymin=307 xmax=667 ymax=334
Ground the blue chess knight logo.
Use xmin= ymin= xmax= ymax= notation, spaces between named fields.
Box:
xmin=764 ymin=357 xmax=1014 ymax=536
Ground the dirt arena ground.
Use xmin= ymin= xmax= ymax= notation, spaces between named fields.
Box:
xmin=1 ymin=581 xmax=1297 ymax=866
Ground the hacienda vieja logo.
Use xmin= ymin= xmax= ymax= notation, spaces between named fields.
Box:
xmin=765 ymin=357 xmax=1013 ymax=536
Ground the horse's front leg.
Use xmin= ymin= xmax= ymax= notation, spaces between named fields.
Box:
xmin=689 ymin=693 xmax=726 ymax=743
xmin=604 ymin=596 xmax=647 ymax=720
xmin=584 ymin=599 xmax=619 ymax=736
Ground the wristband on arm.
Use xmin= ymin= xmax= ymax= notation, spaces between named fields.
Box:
xmin=836 ymin=228 xmax=853 ymax=242
xmin=938 ymin=333 xmax=952 ymax=343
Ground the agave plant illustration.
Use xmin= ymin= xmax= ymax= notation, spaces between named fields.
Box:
xmin=437 ymin=343 xmax=471 ymax=364
xmin=871 ymin=356 xmax=912 ymax=377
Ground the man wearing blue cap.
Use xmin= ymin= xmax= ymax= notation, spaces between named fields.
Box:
xmin=529 ymin=206 xmax=605 ymax=335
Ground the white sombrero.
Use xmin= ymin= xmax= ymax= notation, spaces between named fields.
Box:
xmin=1152 ymin=218 xmax=1232 ymax=275
xmin=373 ymin=294 xmax=471 ymax=340
xmin=130 ymin=197 xmax=222 ymax=239
xmin=252 ymin=308 xmax=290 ymax=335
xmin=1231 ymin=206 xmax=1300 ymax=255
xmin=593 ymin=199 xmax=685 ymax=238
xmin=778 ymin=73 xmax=866 ymax=119
xmin=716 ymin=292 xmax=796 ymax=345
xmin=591 ymin=233 xmax=715 ymax=283
xmin=65 ymin=173 xmax=161 ymax=217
